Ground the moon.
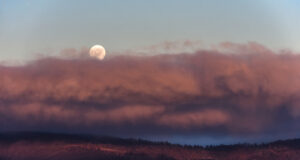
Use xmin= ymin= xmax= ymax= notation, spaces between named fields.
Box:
xmin=89 ymin=45 xmax=106 ymax=60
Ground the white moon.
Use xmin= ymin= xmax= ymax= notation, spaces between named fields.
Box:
xmin=89 ymin=45 xmax=106 ymax=60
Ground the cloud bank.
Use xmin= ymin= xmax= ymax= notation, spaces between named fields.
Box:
xmin=1 ymin=42 xmax=300 ymax=137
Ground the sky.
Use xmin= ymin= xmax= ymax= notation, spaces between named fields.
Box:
xmin=1 ymin=0 xmax=300 ymax=61
xmin=1 ymin=1 xmax=300 ymax=145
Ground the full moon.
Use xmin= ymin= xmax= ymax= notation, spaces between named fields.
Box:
xmin=89 ymin=45 xmax=106 ymax=60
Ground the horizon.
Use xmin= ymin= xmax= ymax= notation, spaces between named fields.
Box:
xmin=0 ymin=131 xmax=300 ymax=147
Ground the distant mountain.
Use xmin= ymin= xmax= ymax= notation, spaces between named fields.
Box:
xmin=0 ymin=132 xmax=299 ymax=160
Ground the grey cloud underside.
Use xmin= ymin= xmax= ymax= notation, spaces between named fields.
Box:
xmin=1 ymin=42 xmax=300 ymax=137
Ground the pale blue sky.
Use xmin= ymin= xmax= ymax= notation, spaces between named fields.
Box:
xmin=1 ymin=0 xmax=300 ymax=61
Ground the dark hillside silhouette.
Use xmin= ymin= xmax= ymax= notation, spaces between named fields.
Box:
xmin=0 ymin=132 xmax=299 ymax=160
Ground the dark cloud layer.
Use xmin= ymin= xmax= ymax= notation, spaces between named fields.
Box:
xmin=1 ymin=42 xmax=300 ymax=137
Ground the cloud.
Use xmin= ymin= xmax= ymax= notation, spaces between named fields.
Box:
xmin=144 ymin=40 xmax=203 ymax=53
xmin=1 ymin=42 xmax=300 ymax=137
xmin=118 ymin=40 xmax=205 ymax=56
xmin=158 ymin=109 xmax=230 ymax=128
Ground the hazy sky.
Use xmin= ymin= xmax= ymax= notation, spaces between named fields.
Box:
xmin=1 ymin=0 xmax=300 ymax=61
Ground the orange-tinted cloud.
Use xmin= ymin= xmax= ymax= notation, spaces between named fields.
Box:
xmin=1 ymin=42 xmax=300 ymax=136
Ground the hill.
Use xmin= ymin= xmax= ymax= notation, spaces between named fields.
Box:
xmin=0 ymin=132 xmax=299 ymax=160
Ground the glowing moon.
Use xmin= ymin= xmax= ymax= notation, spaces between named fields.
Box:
xmin=89 ymin=45 xmax=106 ymax=60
